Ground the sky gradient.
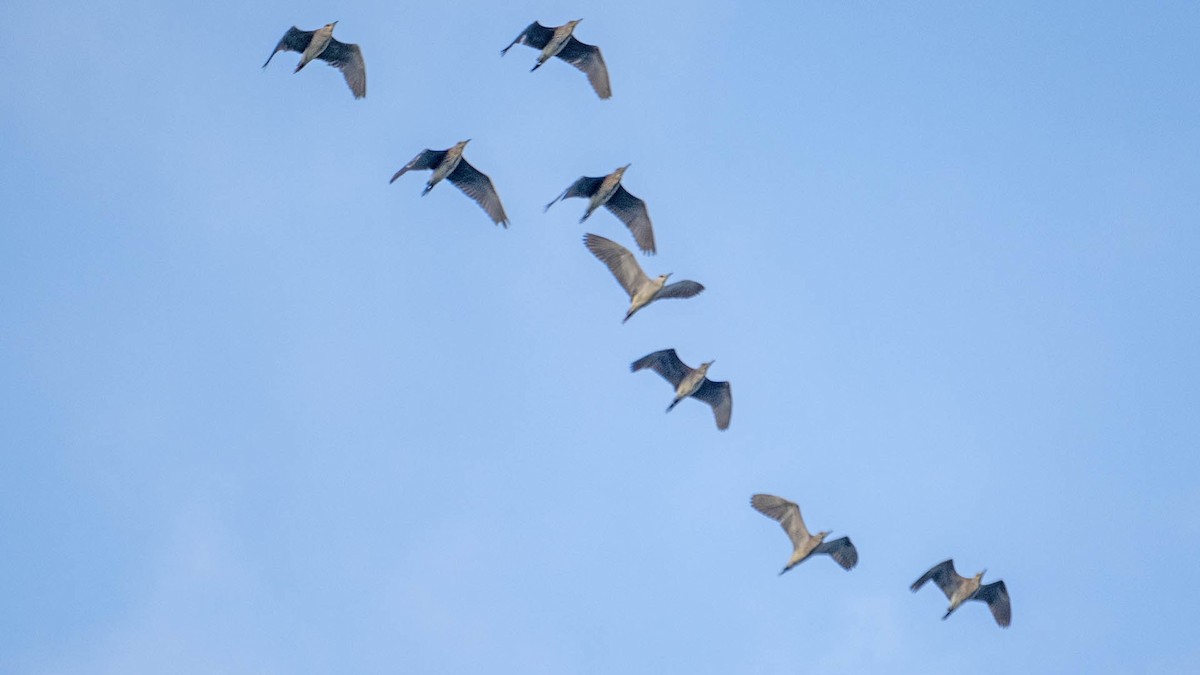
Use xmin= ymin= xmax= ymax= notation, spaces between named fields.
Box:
xmin=2 ymin=1 xmax=1198 ymax=672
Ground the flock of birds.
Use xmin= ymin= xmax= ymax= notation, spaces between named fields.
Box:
xmin=262 ymin=18 xmax=1013 ymax=629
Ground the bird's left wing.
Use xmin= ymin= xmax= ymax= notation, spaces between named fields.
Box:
xmin=556 ymin=37 xmax=612 ymax=99
xmin=448 ymin=159 xmax=509 ymax=227
xmin=263 ymin=27 xmax=313 ymax=67
xmin=656 ymin=280 xmax=705 ymax=300
xmin=815 ymin=537 xmax=858 ymax=570
xmin=583 ymin=233 xmax=648 ymax=297
xmin=390 ymin=150 xmax=448 ymax=184
xmin=693 ymin=379 xmax=731 ymax=430
xmin=975 ymin=580 xmax=1011 ymax=628
xmin=605 ymin=185 xmax=656 ymax=255
xmin=319 ymin=39 xmax=366 ymax=98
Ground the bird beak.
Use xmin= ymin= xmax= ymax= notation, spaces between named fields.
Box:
xmin=333 ymin=20 xmax=339 ymax=26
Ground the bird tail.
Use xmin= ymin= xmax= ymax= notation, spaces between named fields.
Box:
xmin=623 ymin=309 xmax=636 ymax=323
xmin=422 ymin=184 xmax=434 ymax=196
xmin=666 ymin=398 xmax=682 ymax=413
xmin=293 ymin=59 xmax=309 ymax=73
xmin=531 ymin=61 xmax=544 ymax=72
xmin=942 ymin=609 xmax=953 ymax=621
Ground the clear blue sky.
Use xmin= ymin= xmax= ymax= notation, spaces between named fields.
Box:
xmin=2 ymin=1 xmax=1198 ymax=672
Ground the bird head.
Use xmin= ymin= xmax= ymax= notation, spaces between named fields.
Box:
xmin=456 ymin=139 xmax=472 ymax=150
xmin=615 ymin=163 xmax=632 ymax=177
xmin=326 ymin=21 xmax=338 ymax=30
xmin=978 ymin=569 xmax=987 ymax=580
xmin=569 ymin=19 xmax=584 ymax=27
xmin=817 ymin=530 xmax=832 ymax=540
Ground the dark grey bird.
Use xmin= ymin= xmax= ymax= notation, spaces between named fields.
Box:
xmin=263 ymin=22 xmax=366 ymax=99
xmin=631 ymin=349 xmax=731 ymax=430
xmin=911 ymin=559 xmax=1011 ymax=628
xmin=501 ymin=19 xmax=611 ymax=99
xmin=750 ymin=494 xmax=858 ymax=574
xmin=547 ymin=165 xmax=655 ymax=254
xmin=390 ymin=140 xmax=509 ymax=227
xmin=583 ymin=234 xmax=703 ymax=322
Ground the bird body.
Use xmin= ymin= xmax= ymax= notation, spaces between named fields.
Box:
xmin=263 ymin=22 xmax=367 ymax=99
xmin=911 ymin=559 xmax=1011 ymax=627
xmin=296 ymin=22 xmax=336 ymax=71
xmin=583 ymin=234 xmax=703 ymax=322
xmin=548 ymin=166 xmax=656 ymax=254
xmin=502 ymin=19 xmax=612 ymax=98
xmin=750 ymin=494 xmax=858 ymax=574
xmin=631 ymin=349 xmax=731 ymax=430
xmin=390 ymin=141 xmax=509 ymax=227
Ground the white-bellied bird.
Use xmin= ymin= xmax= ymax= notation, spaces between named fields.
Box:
xmin=750 ymin=494 xmax=858 ymax=574
xmin=583 ymin=234 xmax=703 ymax=322
xmin=911 ymin=559 xmax=1011 ymax=628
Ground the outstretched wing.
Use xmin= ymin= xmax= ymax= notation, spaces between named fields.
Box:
xmin=556 ymin=36 xmax=612 ymax=99
xmin=390 ymin=150 xmax=448 ymax=184
xmin=815 ymin=537 xmax=858 ymax=570
xmin=583 ymin=233 xmax=648 ymax=298
xmin=545 ymin=176 xmax=604 ymax=210
xmin=911 ymin=559 xmax=963 ymax=600
xmin=605 ymin=185 xmax=655 ymax=255
xmin=692 ymin=379 xmax=731 ymax=430
xmin=501 ymin=21 xmax=555 ymax=54
xmin=750 ymin=494 xmax=810 ymax=546
xmin=656 ymin=280 xmax=705 ymax=300
xmin=263 ymin=27 xmax=312 ymax=67
xmin=448 ymin=159 xmax=509 ymax=227
xmin=319 ymin=38 xmax=366 ymax=98
xmin=631 ymin=349 xmax=691 ymax=388
xmin=975 ymin=580 xmax=1011 ymax=628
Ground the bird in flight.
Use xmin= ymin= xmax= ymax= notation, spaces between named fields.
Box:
xmin=911 ymin=559 xmax=1011 ymax=627
xmin=547 ymin=165 xmax=655 ymax=255
xmin=263 ymin=22 xmax=366 ymax=99
xmin=631 ymin=349 xmax=731 ymax=430
xmin=583 ymin=234 xmax=703 ymax=322
xmin=502 ymin=19 xmax=611 ymax=99
xmin=750 ymin=494 xmax=858 ymax=574
xmin=390 ymin=140 xmax=509 ymax=227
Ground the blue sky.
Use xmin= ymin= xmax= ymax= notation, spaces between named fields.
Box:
xmin=2 ymin=1 xmax=1198 ymax=672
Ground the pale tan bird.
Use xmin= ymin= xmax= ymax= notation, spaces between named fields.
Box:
xmin=263 ymin=22 xmax=366 ymax=99
xmin=911 ymin=559 xmax=1011 ymax=628
xmin=583 ymin=234 xmax=703 ymax=322
xmin=501 ymin=19 xmax=611 ymax=99
xmin=750 ymin=494 xmax=858 ymax=574
xmin=631 ymin=349 xmax=731 ymax=430
xmin=390 ymin=140 xmax=509 ymax=227
xmin=547 ymin=165 xmax=655 ymax=254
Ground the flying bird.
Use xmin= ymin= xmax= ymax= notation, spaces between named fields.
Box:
xmin=390 ymin=140 xmax=509 ymax=227
xmin=501 ymin=20 xmax=611 ymax=99
xmin=547 ymin=165 xmax=655 ymax=254
xmin=263 ymin=22 xmax=366 ymax=99
xmin=911 ymin=559 xmax=1011 ymax=628
xmin=750 ymin=494 xmax=858 ymax=574
xmin=583 ymin=234 xmax=703 ymax=322
xmin=631 ymin=349 xmax=731 ymax=430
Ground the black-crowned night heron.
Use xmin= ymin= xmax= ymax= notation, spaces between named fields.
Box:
xmin=501 ymin=20 xmax=611 ymax=99
xmin=750 ymin=494 xmax=858 ymax=574
xmin=390 ymin=140 xmax=509 ymax=227
xmin=631 ymin=349 xmax=731 ymax=430
xmin=547 ymin=165 xmax=655 ymax=254
xmin=583 ymin=234 xmax=703 ymax=322
xmin=911 ymin=559 xmax=1011 ymax=627
xmin=263 ymin=22 xmax=366 ymax=99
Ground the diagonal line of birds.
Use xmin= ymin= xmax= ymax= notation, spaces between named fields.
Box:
xmin=261 ymin=17 xmax=1013 ymax=631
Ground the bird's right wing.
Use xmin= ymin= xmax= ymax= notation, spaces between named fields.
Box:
xmin=975 ymin=580 xmax=1011 ymax=628
xmin=448 ymin=159 xmax=509 ymax=227
xmin=556 ymin=37 xmax=612 ymax=99
xmin=631 ymin=349 xmax=691 ymax=387
xmin=911 ymin=559 xmax=961 ymax=600
xmin=263 ymin=27 xmax=313 ymax=67
xmin=815 ymin=537 xmax=859 ymax=570
xmin=545 ymin=176 xmax=604 ymax=210
xmin=390 ymin=150 xmax=448 ymax=184
xmin=605 ymin=185 xmax=656 ymax=255
xmin=501 ymin=21 xmax=556 ymax=54
xmin=319 ymin=39 xmax=367 ymax=98
xmin=692 ymin=379 xmax=731 ymax=430
xmin=583 ymin=233 xmax=648 ymax=297
xmin=750 ymin=494 xmax=809 ymax=544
